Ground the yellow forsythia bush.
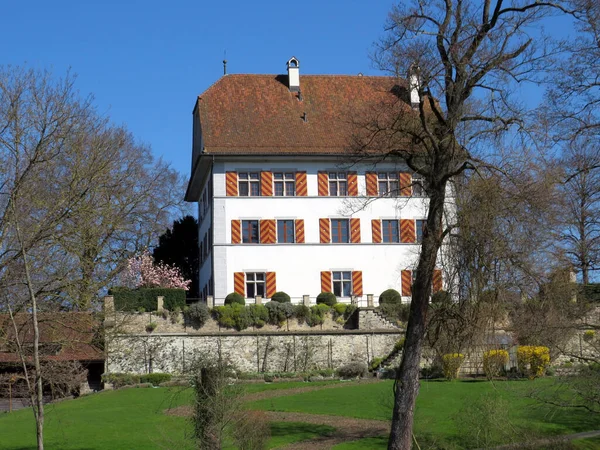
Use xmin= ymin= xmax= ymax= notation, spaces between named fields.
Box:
xmin=517 ymin=346 xmax=550 ymax=379
xmin=442 ymin=353 xmax=465 ymax=380
xmin=483 ymin=349 xmax=509 ymax=379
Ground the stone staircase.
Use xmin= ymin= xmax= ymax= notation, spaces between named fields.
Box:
xmin=358 ymin=308 xmax=399 ymax=330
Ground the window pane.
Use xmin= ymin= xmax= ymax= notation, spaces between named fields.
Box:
xmin=239 ymin=184 xmax=249 ymax=196
xmin=250 ymin=173 xmax=259 ymax=180
xmin=256 ymin=283 xmax=265 ymax=297
xmin=390 ymin=181 xmax=399 ymax=194
xmin=256 ymin=273 xmax=265 ymax=281
xmin=275 ymin=183 xmax=284 ymax=196
xmin=329 ymin=172 xmax=337 ymax=178
xmin=343 ymin=281 xmax=352 ymax=297
xmin=333 ymin=271 xmax=341 ymax=280
xmin=338 ymin=181 xmax=347 ymax=196
xmin=379 ymin=181 xmax=387 ymax=194
xmin=285 ymin=181 xmax=295 ymax=196
xmin=274 ymin=172 xmax=283 ymax=180
xmin=247 ymin=273 xmax=255 ymax=281
xmin=285 ymin=172 xmax=294 ymax=179
xmin=342 ymin=271 xmax=351 ymax=280
xmin=250 ymin=183 xmax=260 ymax=196
xmin=329 ymin=182 xmax=337 ymax=196
xmin=247 ymin=283 xmax=255 ymax=298
xmin=239 ymin=172 xmax=248 ymax=180
xmin=340 ymin=221 xmax=349 ymax=242
xmin=333 ymin=282 xmax=341 ymax=297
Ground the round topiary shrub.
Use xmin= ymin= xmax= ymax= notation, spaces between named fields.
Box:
xmin=225 ymin=292 xmax=245 ymax=306
xmin=270 ymin=291 xmax=291 ymax=303
xmin=184 ymin=302 xmax=210 ymax=327
xmin=379 ymin=289 xmax=401 ymax=305
xmin=316 ymin=292 xmax=337 ymax=307
xmin=431 ymin=290 xmax=451 ymax=305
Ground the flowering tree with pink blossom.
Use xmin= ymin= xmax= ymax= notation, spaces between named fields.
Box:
xmin=121 ymin=250 xmax=191 ymax=290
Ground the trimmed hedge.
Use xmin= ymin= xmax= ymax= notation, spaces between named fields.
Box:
xmin=102 ymin=372 xmax=172 ymax=388
xmin=379 ymin=289 xmax=401 ymax=305
xmin=316 ymin=292 xmax=337 ymax=307
xmin=109 ymin=287 xmax=186 ymax=312
xmin=271 ymin=291 xmax=291 ymax=303
xmin=431 ymin=290 xmax=451 ymax=304
xmin=225 ymin=292 xmax=245 ymax=306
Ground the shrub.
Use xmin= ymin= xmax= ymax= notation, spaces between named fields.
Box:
xmin=344 ymin=304 xmax=357 ymax=319
xmin=212 ymin=306 xmax=235 ymax=328
xmin=232 ymin=410 xmax=271 ymax=450
xmin=378 ymin=303 xmax=410 ymax=323
xmin=139 ymin=373 xmax=172 ymax=386
xmin=370 ymin=357 xmax=384 ymax=371
xmin=102 ymin=373 xmax=141 ymax=389
xmin=247 ymin=304 xmax=268 ymax=328
xmin=270 ymin=291 xmax=291 ymax=303
xmin=316 ymin=292 xmax=337 ymax=307
xmin=517 ymin=346 xmax=550 ymax=379
xmin=442 ymin=353 xmax=465 ymax=380
xmin=421 ymin=365 xmax=443 ymax=379
xmin=232 ymin=304 xmax=251 ymax=331
xmin=146 ymin=322 xmax=158 ymax=332
xmin=483 ymin=349 xmax=509 ymax=380
xmin=379 ymin=288 xmax=401 ymax=305
xmin=170 ymin=306 xmax=182 ymax=324
xmin=431 ymin=290 xmax=452 ymax=304
xmin=333 ymin=303 xmax=347 ymax=318
xmin=337 ymin=362 xmax=368 ymax=379
xmin=109 ymin=287 xmax=186 ymax=311
xmin=294 ymin=304 xmax=310 ymax=324
xmin=184 ymin=302 xmax=210 ymax=327
xmin=307 ymin=304 xmax=330 ymax=327
xmin=263 ymin=374 xmax=274 ymax=382
xmin=393 ymin=338 xmax=405 ymax=353
xmin=265 ymin=301 xmax=294 ymax=325
xmin=224 ymin=292 xmax=245 ymax=306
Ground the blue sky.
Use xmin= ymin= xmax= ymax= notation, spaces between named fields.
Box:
xmin=1 ymin=0 xmax=393 ymax=179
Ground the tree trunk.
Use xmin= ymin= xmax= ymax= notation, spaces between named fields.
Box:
xmin=388 ymin=182 xmax=446 ymax=450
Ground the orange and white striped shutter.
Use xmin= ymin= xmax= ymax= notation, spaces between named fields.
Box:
xmin=231 ymin=220 xmax=241 ymax=244
xmin=352 ymin=271 xmax=363 ymax=296
xmin=261 ymin=171 xmax=273 ymax=196
xmin=321 ymin=271 xmax=332 ymax=293
xmin=433 ymin=269 xmax=443 ymax=293
xmin=399 ymin=172 xmax=412 ymax=196
xmin=260 ymin=220 xmax=276 ymax=244
xmin=234 ymin=272 xmax=245 ymax=296
xmin=226 ymin=172 xmax=238 ymax=196
xmin=295 ymin=219 xmax=305 ymax=243
xmin=400 ymin=219 xmax=416 ymax=243
xmin=366 ymin=172 xmax=378 ymax=196
xmin=371 ymin=219 xmax=382 ymax=243
xmin=348 ymin=172 xmax=358 ymax=196
xmin=266 ymin=272 xmax=277 ymax=298
xmin=319 ymin=218 xmax=330 ymax=243
xmin=350 ymin=218 xmax=361 ymax=243
xmin=318 ymin=171 xmax=329 ymax=196
xmin=296 ymin=172 xmax=307 ymax=196
xmin=401 ymin=270 xmax=412 ymax=296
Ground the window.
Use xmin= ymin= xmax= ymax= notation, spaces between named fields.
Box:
xmin=378 ymin=172 xmax=399 ymax=196
xmin=382 ymin=220 xmax=400 ymax=243
xmin=328 ymin=172 xmax=347 ymax=196
xmin=246 ymin=272 xmax=265 ymax=298
xmin=332 ymin=271 xmax=352 ymax=297
xmin=277 ymin=219 xmax=295 ymax=243
xmin=331 ymin=219 xmax=349 ymax=243
xmin=239 ymin=172 xmax=260 ymax=196
xmin=416 ymin=219 xmax=426 ymax=243
xmin=242 ymin=220 xmax=259 ymax=243
xmin=413 ymin=173 xmax=426 ymax=196
xmin=274 ymin=172 xmax=296 ymax=196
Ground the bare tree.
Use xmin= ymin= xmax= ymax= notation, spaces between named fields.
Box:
xmin=0 ymin=66 xmax=184 ymax=449
xmin=352 ymin=2 xmax=576 ymax=448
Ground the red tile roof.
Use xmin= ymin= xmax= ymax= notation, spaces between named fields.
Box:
xmin=196 ymin=74 xmax=410 ymax=154
xmin=0 ymin=313 xmax=103 ymax=364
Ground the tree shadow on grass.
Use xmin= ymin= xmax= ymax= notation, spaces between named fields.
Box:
xmin=269 ymin=421 xmax=335 ymax=447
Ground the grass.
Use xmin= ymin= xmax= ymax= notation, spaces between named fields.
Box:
xmin=248 ymin=379 xmax=600 ymax=448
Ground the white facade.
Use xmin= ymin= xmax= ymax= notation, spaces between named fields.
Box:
xmin=195 ymin=156 xmax=449 ymax=306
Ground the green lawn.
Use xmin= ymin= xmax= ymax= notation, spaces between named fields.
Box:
xmin=2 ymin=379 xmax=599 ymax=449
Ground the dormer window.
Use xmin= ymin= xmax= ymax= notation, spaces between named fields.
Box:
xmin=287 ymin=57 xmax=300 ymax=92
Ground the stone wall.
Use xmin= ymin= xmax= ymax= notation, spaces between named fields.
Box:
xmin=106 ymin=330 xmax=402 ymax=375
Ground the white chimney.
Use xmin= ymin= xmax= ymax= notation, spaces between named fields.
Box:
xmin=287 ymin=56 xmax=300 ymax=92
xmin=408 ymin=64 xmax=420 ymax=109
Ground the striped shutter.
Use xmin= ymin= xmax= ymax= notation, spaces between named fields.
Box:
xmin=401 ymin=270 xmax=412 ymax=296
xmin=433 ymin=269 xmax=443 ymax=293
xmin=261 ymin=171 xmax=273 ymax=196
xmin=352 ymin=271 xmax=363 ymax=296
xmin=400 ymin=219 xmax=416 ymax=243
xmin=295 ymin=219 xmax=305 ymax=243
xmin=348 ymin=171 xmax=358 ymax=196
xmin=260 ymin=219 xmax=276 ymax=244
xmin=400 ymin=172 xmax=412 ymax=196
xmin=350 ymin=218 xmax=361 ymax=243
xmin=296 ymin=172 xmax=307 ymax=196
xmin=319 ymin=218 xmax=330 ymax=243
xmin=266 ymin=272 xmax=277 ymax=298
xmin=371 ymin=219 xmax=382 ymax=243
xmin=366 ymin=172 xmax=378 ymax=196
xmin=226 ymin=172 xmax=238 ymax=196
xmin=234 ymin=272 xmax=245 ymax=296
xmin=231 ymin=220 xmax=241 ymax=244
xmin=321 ymin=271 xmax=332 ymax=293
xmin=318 ymin=171 xmax=329 ymax=196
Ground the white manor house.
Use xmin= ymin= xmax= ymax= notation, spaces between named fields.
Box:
xmin=185 ymin=57 xmax=450 ymax=306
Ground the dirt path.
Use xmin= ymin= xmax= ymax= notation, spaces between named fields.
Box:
xmin=263 ymin=411 xmax=389 ymax=449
